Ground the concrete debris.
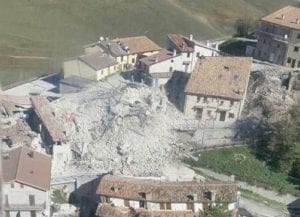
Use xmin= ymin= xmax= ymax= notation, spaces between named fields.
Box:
xmin=52 ymin=75 xmax=188 ymax=176
xmin=244 ymin=62 xmax=296 ymax=123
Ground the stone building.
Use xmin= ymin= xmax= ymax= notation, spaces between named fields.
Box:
xmin=184 ymin=57 xmax=252 ymax=123
xmin=95 ymin=175 xmax=238 ymax=216
xmin=254 ymin=6 xmax=300 ymax=67
xmin=2 ymin=146 xmax=52 ymax=217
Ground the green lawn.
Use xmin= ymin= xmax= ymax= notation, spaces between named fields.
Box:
xmin=185 ymin=146 xmax=300 ymax=196
xmin=0 ymin=0 xmax=296 ymax=87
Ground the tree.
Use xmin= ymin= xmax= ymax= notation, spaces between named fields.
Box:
xmin=234 ymin=18 xmax=257 ymax=38
xmin=202 ymin=205 xmax=230 ymax=217
xmin=267 ymin=103 xmax=300 ymax=176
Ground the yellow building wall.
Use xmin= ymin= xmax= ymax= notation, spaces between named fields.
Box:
xmin=96 ymin=65 xmax=119 ymax=80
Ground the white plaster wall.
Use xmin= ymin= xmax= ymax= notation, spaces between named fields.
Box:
xmin=194 ymin=203 xmax=203 ymax=212
xmin=3 ymin=182 xmax=50 ymax=217
xmin=52 ymin=143 xmax=72 ymax=175
xmin=110 ymin=198 xmax=125 ymax=207
xmin=146 ymin=202 xmax=160 ymax=210
xmin=171 ymin=203 xmax=187 ymax=210
xmin=129 ymin=200 xmax=140 ymax=209
xmin=148 ymin=55 xmax=182 ymax=74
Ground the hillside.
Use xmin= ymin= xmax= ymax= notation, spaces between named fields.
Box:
xmin=0 ymin=0 xmax=296 ymax=88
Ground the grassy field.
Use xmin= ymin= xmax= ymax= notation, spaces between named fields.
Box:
xmin=185 ymin=146 xmax=300 ymax=196
xmin=0 ymin=0 xmax=296 ymax=87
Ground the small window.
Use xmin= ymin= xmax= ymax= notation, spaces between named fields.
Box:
xmin=230 ymin=101 xmax=234 ymax=107
xmin=294 ymin=46 xmax=299 ymax=52
xmin=132 ymin=58 xmax=135 ymax=64
xmin=11 ymin=183 xmax=14 ymax=188
xmin=171 ymin=59 xmax=174 ymax=63
xmin=166 ymin=202 xmax=171 ymax=210
xmin=30 ymin=211 xmax=36 ymax=217
xmin=197 ymin=96 xmax=201 ymax=102
xmin=187 ymin=52 xmax=190 ymax=58
xmin=219 ymin=101 xmax=224 ymax=106
xmin=287 ymin=57 xmax=292 ymax=64
xmin=297 ymin=33 xmax=300 ymax=39
xmin=204 ymin=191 xmax=212 ymax=200
xmin=196 ymin=52 xmax=200 ymax=57
xmin=207 ymin=110 xmax=211 ymax=116
xmin=298 ymin=60 xmax=300 ymax=68
xmin=124 ymin=200 xmax=130 ymax=207
xmin=229 ymin=113 xmax=235 ymax=118
xmin=169 ymin=67 xmax=173 ymax=72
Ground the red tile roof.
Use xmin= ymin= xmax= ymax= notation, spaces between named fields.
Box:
xmin=2 ymin=146 xmax=52 ymax=191
xmin=114 ymin=36 xmax=161 ymax=55
xmin=185 ymin=57 xmax=252 ymax=100
xmin=139 ymin=49 xmax=177 ymax=66
xmin=261 ymin=6 xmax=300 ymax=30
xmin=167 ymin=34 xmax=194 ymax=53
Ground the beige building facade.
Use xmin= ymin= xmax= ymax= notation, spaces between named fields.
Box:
xmin=184 ymin=57 xmax=252 ymax=123
xmin=255 ymin=6 xmax=300 ymax=68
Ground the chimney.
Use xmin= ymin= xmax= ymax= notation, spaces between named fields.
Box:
xmin=281 ymin=14 xmax=285 ymax=20
xmin=189 ymin=34 xmax=193 ymax=41
xmin=173 ymin=49 xmax=177 ymax=56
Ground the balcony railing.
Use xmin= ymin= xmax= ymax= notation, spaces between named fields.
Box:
xmin=4 ymin=203 xmax=45 ymax=211
xmin=257 ymin=30 xmax=289 ymax=43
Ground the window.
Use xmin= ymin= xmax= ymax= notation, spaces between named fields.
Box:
xmin=207 ymin=110 xmax=211 ymax=116
xmin=298 ymin=60 xmax=300 ymax=68
xmin=294 ymin=46 xmax=299 ymax=52
xmin=187 ymin=52 xmax=190 ymax=58
xmin=219 ymin=101 xmax=224 ymax=106
xmin=197 ymin=96 xmax=201 ymax=102
xmin=230 ymin=101 xmax=234 ymax=107
xmin=196 ymin=52 xmax=200 ymax=57
xmin=124 ymin=200 xmax=130 ymax=207
xmin=204 ymin=191 xmax=212 ymax=200
xmin=166 ymin=203 xmax=171 ymax=210
xmin=171 ymin=59 xmax=174 ymax=63
xmin=30 ymin=211 xmax=36 ymax=217
xmin=169 ymin=67 xmax=173 ymax=72
xmin=196 ymin=108 xmax=203 ymax=120
xmin=287 ymin=57 xmax=292 ymax=63
xmin=219 ymin=111 xmax=226 ymax=121
xmin=297 ymin=33 xmax=300 ymax=39
xmin=29 ymin=195 xmax=35 ymax=206
xmin=131 ymin=58 xmax=135 ymax=64
xmin=10 ymin=183 xmax=14 ymax=188
xmin=203 ymin=97 xmax=208 ymax=103
xmin=229 ymin=113 xmax=235 ymax=118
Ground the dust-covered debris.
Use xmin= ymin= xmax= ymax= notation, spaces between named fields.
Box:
xmin=243 ymin=61 xmax=296 ymax=123
xmin=52 ymin=75 xmax=189 ymax=176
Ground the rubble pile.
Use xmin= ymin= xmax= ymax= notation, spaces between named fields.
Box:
xmin=244 ymin=62 xmax=296 ymax=122
xmin=53 ymin=75 xmax=187 ymax=176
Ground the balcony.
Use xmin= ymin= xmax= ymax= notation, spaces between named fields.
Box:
xmin=257 ymin=30 xmax=289 ymax=43
xmin=4 ymin=203 xmax=45 ymax=211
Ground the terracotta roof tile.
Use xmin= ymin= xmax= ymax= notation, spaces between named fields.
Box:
xmin=2 ymin=146 xmax=51 ymax=191
xmin=114 ymin=36 xmax=161 ymax=55
xmin=185 ymin=57 xmax=252 ymax=100
xmin=261 ymin=6 xmax=300 ymax=30
xmin=167 ymin=34 xmax=194 ymax=53
xmin=140 ymin=49 xmax=177 ymax=66
xmin=97 ymin=175 xmax=237 ymax=203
